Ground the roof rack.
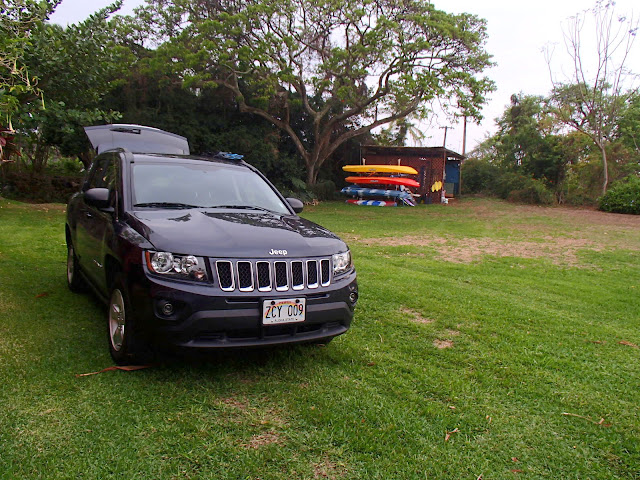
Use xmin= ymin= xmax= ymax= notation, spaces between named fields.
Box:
xmin=214 ymin=151 xmax=244 ymax=161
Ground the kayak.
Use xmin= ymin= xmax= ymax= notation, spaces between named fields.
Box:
xmin=342 ymin=164 xmax=418 ymax=175
xmin=345 ymin=176 xmax=420 ymax=188
xmin=346 ymin=199 xmax=397 ymax=207
xmin=340 ymin=186 xmax=413 ymax=199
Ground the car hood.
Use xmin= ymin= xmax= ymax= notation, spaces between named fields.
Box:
xmin=126 ymin=209 xmax=347 ymax=258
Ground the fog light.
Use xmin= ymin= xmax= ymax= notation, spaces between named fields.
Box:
xmin=349 ymin=292 xmax=358 ymax=304
xmin=161 ymin=302 xmax=174 ymax=316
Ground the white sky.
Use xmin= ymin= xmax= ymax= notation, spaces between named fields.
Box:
xmin=50 ymin=0 xmax=640 ymax=154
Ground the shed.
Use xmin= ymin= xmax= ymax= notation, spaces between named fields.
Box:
xmin=360 ymin=146 xmax=464 ymax=203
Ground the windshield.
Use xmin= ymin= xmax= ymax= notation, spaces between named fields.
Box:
xmin=131 ymin=162 xmax=290 ymax=214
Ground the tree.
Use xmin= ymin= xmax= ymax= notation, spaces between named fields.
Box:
xmin=545 ymin=0 xmax=639 ymax=195
xmin=137 ymin=0 xmax=494 ymax=184
xmin=618 ymin=90 xmax=640 ymax=155
xmin=1 ymin=0 xmax=60 ymax=163
xmin=469 ymin=94 xmax=568 ymax=200
xmin=0 ymin=0 xmax=60 ymax=128
xmin=373 ymin=117 xmax=426 ymax=147
xmin=14 ymin=1 xmax=124 ymax=171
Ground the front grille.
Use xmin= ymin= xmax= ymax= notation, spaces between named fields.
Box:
xmin=216 ymin=261 xmax=234 ymax=291
xmin=275 ymin=261 xmax=288 ymax=291
xmin=291 ymin=261 xmax=304 ymax=290
xmin=307 ymin=260 xmax=318 ymax=288
xmin=256 ymin=262 xmax=271 ymax=291
xmin=211 ymin=258 xmax=333 ymax=293
xmin=237 ymin=262 xmax=253 ymax=291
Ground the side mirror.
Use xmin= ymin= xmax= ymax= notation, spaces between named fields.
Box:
xmin=84 ymin=188 xmax=111 ymax=210
xmin=286 ymin=197 xmax=304 ymax=214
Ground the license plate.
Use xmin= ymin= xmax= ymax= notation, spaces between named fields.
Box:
xmin=263 ymin=298 xmax=306 ymax=325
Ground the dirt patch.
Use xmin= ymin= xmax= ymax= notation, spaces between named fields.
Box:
xmin=508 ymin=204 xmax=640 ymax=228
xmin=347 ymin=200 xmax=640 ymax=266
xmin=242 ymin=432 xmax=282 ymax=449
xmin=434 ymin=339 xmax=454 ymax=349
xmin=400 ymin=307 xmax=435 ymax=324
xmin=450 ymin=200 xmax=640 ymax=228
xmin=436 ymin=237 xmax=598 ymax=265
xmin=313 ymin=457 xmax=347 ymax=479
xmin=220 ymin=396 xmax=250 ymax=410
xmin=361 ymin=235 xmax=600 ymax=265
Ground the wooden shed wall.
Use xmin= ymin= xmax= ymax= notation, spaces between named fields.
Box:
xmin=362 ymin=153 xmax=446 ymax=203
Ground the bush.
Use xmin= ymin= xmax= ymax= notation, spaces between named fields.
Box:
xmin=279 ymin=177 xmax=317 ymax=204
xmin=461 ymin=158 xmax=501 ymax=194
xmin=489 ymin=173 xmax=552 ymax=204
xmin=309 ymin=180 xmax=338 ymax=201
xmin=598 ymin=176 xmax=640 ymax=214
xmin=46 ymin=157 xmax=85 ymax=176
xmin=0 ymin=169 xmax=81 ymax=203
xmin=493 ymin=172 xmax=528 ymax=199
xmin=507 ymin=179 xmax=555 ymax=205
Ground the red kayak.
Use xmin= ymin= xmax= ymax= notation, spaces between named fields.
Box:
xmin=345 ymin=176 xmax=420 ymax=188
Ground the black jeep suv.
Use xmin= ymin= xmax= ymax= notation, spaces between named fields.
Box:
xmin=66 ymin=125 xmax=357 ymax=364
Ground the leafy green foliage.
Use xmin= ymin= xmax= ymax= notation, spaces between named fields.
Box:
xmin=618 ymin=91 xmax=640 ymax=156
xmin=6 ymin=2 xmax=124 ymax=172
xmin=500 ymin=174 xmax=555 ymax=205
xmin=462 ymin=160 xmax=555 ymax=205
xmin=136 ymin=0 xmax=494 ymax=183
xmin=599 ymin=175 xmax=640 ymax=214
xmin=308 ymin=180 xmax=338 ymax=201
xmin=460 ymin=157 xmax=501 ymax=194
xmin=481 ymin=94 xmax=566 ymax=186
xmin=0 ymin=0 xmax=59 ymax=127
xmin=101 ymin=56 xmax=307 ymax=190
xmin=546 ymin=1 xmax=638 ymax=195
xmin=468 ymin=88 xmax=640 ymax=206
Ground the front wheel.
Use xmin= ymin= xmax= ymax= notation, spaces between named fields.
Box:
xmin=108 ymin=277 xmax=150 ymax=365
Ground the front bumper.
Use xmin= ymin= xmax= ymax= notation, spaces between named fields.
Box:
xmin=129 ymin=269 xmax=358 ymax=349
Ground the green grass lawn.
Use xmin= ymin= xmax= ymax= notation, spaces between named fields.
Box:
xmin=1 ymin=197 xmax=639 ymax=479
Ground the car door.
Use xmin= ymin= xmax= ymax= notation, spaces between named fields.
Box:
xmin=75 ymin=153 xmax=119 ymax=294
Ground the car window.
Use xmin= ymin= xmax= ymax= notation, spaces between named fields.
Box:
xmin=131 ymin=162 xmax=290 ymax=214
xmin=85 ymin=155 xmax=117 ymax=190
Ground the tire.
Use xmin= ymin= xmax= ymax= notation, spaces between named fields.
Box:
xmin=66 ymin=244 xmax=87 ymax=293
xmin=108 ymin=276 xmax=151 ymax=365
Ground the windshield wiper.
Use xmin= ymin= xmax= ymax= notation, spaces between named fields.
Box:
xmin=208 ymin=204 xmax=274 ymax=213
xmin=134 ymin=202 xmax=200 ymax=209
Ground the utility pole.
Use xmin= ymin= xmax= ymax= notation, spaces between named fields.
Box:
xmin=462 ymin=116 xmax=467 ymax=156
xmin=440 ymin=126 xmax=448 ymax=148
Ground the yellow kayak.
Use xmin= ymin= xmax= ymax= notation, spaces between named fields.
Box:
xmin=342 ymin=164 xmax=418 ymax=175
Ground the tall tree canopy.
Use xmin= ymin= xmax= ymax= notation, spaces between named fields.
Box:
xmin=10 ymin=1 xmax=124 ymax=170
xmin=490 ymin=94 xmax=565 ymax=184
xmin=136 ymin=0 xmax=494 ymax=184
xmin=0 ymin=0 xmax=59 ymax=130
xmin=545 ymin=0 xmax=639 ymax=195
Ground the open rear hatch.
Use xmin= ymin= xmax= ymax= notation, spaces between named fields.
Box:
xmin=84 ymin=124 xmax=189 ymax=155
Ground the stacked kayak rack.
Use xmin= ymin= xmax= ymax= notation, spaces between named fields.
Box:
xmin=340 ymin=164 xmax=419 ymax=207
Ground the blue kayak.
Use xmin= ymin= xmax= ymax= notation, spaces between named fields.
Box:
xmin=341 ymin=186 xmax=413 ymax=199
xmin=346 ymin=199 xmax=397 ymax=206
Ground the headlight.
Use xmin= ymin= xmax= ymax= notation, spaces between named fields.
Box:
xmin=145 ymin=251 xmax=209 ymax=282
xmin=332 ymin=250 xmax=352 ymax=276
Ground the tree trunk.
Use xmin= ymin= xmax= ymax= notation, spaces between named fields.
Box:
xmin=31 ymin=140 xmax=49 ymax=173
xmin=306 ymin=163 xmax=318 ymax=186
xmin=600 ymin=144 xmax=609 ymax=195
xmin=78 ymin=151 xmax=93 ymax=169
